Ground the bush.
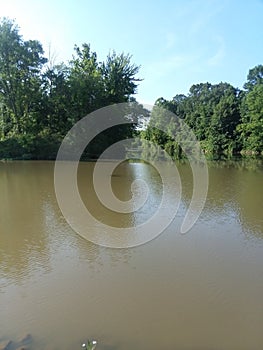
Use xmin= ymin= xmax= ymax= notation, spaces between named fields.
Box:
xmin=0 ymin=134 xmax=62 ymax=160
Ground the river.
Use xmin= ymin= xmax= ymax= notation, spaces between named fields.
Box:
xmin=0 ymin=160 xmax=263 ymax=350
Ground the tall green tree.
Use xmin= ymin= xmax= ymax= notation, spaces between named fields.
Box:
xmin=141 ymin=82 xmax=242 ymax=159
xmin=101 ymin=51 xmax=141 ymax=104
xmin=40 ymin=64 xmax=72 ymax=135
xmin=238 ymin=83 xmax=263 ymax=154
xmin=0 ymin=17 xmax=47 ymax=137
xmin=205 ymin=85 xmax=241 ymax=157
xmin=0 ymin=18 xmax=142 ymax=159
xmin=237 ymin=65 xmax=263 ymax=154
xmin=69 ymin=44 xmax=104 ymax=121
xmin=68 ymin=44 xmax=142 ymax=158
xmin=243 ymin=64 xmax=263 ymax=92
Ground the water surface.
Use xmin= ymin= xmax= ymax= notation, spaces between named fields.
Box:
xmin=0 ymin=160 xmax=263 ymax=350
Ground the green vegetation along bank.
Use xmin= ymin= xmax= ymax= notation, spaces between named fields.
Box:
xmin=140 ymin=72 xmax=263 ymax=160
xmin=0 ymin=18 xmax=262 ymax=160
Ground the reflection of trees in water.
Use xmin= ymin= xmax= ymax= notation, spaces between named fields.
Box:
xmin=78 ymin=162 xmax=134 ymax=228
xmin=0 ymin=161 xmax=55 ymax=283
xmin=131 ymin=159 xmax=263 ymax=240
xmin=206 ymin=158 xmax=263 ymax=172
xmin=78 ymin=161 xmax=163 ymax=228
xmin=233 ymin=167 xmax=263 ymax=240
xmin=178 ymin=160 xmax=263 ymax=240
xmin=0 ymin=161 xmax=137 ymax=284
xmin=78 ymin=159 xmax=262 ymax=241
xmin=0 ymin=159 xmax=262 ymax=286
xmin=77 ymin=161 xmax=163 ymax=248
xmin=76 ymin=236 xmax=133 ymax=269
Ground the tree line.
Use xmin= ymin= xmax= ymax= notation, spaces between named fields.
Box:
xmin=0 ymin=18 xmax=140 ymax=159
xmin=0 ymin=17 xmax=262 ymax=160
xmin=141 ymin=67 xmax=263 ymax=159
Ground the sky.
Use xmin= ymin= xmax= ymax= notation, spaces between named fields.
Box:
xmin=1 ymin=0 xmax=263 ymax=104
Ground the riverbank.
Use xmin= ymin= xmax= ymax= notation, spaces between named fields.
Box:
xmin=1 ymin=136 xmax=262 ymax=162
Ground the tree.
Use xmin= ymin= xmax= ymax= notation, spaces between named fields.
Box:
xmin=155 ymin=94 xmax=186 ymax=118
xmin=238 ymin=84 xmax=263 ymax=154
xmin=0 ymin=17 xmax=47 ymax=137
xmin=237 ymin=65 xmax=263 ymax=154
xmin=206 ymin=85 xmax=241 ymax=157
xmin=0 ymin=18 xmax=142 ymax=159
xmin=184 ymin=82 xmax=241 ymax=156
xmin=68 ymin=44 xmax=104 ymax=120
xmin=141 ymin=82 xmax=242 ymax=159
xmin=67 ymin=44 xmax=142 ymax=158
xmin=40 ymin=64 xmax=72 ymax=135
xmin=101 ymin=51 xmax=141 ymax=104
xmin=243 ymin=64 xmax=263 ymax=91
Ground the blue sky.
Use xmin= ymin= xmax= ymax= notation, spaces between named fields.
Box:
xmin=1 ymin=0 xmax=263 ymax=104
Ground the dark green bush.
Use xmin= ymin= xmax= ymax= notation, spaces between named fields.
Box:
xmin=0 ymin=134 xmax=62 ymax=160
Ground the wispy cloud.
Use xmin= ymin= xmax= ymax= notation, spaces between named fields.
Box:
xmin=207 ymin=36 xmax=225 ymax=66
xmin=146 ymin=53 xmax=195 ymax=79
xmin=173 ymin=0 xmax=226 ymax=37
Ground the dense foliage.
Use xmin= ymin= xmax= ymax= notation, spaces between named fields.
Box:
xmin=141 ymin=67 xmax=263 ymax=159
xmin=0 ymin=18 xmax=141 ymax=159
xmin=0 ymin=17 xmax=262 ymax=160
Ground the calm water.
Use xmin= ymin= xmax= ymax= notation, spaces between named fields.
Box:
xmin=0 ymin=160 xmax=263 ymax=350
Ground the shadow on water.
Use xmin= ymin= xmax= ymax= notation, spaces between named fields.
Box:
xmin=0 ymin=162 xmax=54 ymax=284
xmin=0 ymin=161 xmax=135 ymax=283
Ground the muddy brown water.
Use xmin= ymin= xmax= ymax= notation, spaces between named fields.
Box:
xmin=0 ymin=160 xmax=262 ymax=350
